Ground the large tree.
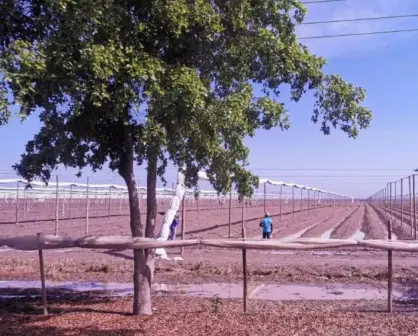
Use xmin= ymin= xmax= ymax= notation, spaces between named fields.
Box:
xmin=0 ymin=0 xmax=371 ymax=314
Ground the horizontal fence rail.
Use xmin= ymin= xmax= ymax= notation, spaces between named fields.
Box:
xmin=0 ymin=234 xmax=416 ymax=252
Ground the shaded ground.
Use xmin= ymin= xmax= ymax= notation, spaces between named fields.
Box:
xmin=2 ymin=295 xmax=418 ymax=335
xmin=1 ymin=247 xmax=418 ymax=287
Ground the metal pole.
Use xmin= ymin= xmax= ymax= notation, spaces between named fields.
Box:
xmin=263 ymin=183 xmax=267 ymax=214
xmin=54 ymin=175 xmax=59 ymax=236
xmin=409 ymin=176 xmax=413 ymax=237
xmin=181 ymin=193 xmax=186 ymax=255
xmin=86 ymin=177 xmax=90 ymax=235
xmin=401 ymin=179 xmax=404 ymax=227
xmin=228 ymin=189 xmax=232 ymax=238
xmin=394 ymin=182 xmax=397 ymax=224
xmin=241 ymin=196 xmax=247 ymax=313
xmin=292 ymin=186 xmax=295 ymax=217
xmin=413 ymin=175 xmax=417 ymax=240
xmin=387 ymin=220 xmax=393 ymax=313
xmin=15 ymin=181 xmax=19 ymax=225
xmin=279 ymin=185 xmax=283 ymax=223
xmin=300 ymin=188 xmax=303 ymax=211
xmin=37 ymin=233 xmax=48 ymax=315
xmin=69 ymin=184 xmax=73 ymax=221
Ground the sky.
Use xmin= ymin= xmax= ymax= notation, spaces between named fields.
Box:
xmin=1 ymin=0 xmax=418 ymax=198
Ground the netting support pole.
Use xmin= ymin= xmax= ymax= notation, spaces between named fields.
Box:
xmin=300 ymin=188 xmax=303 ymax=212
xmin=292 ymin=186 xmax=295 ymax=217
xmin=228 ymin=188 xmax=232 ymax=238
xmin=181 ymin=193 xmax=186 ymax=255
xmin=409 ymin=176 xmax=413 ymax=237
xmin=413 ymin=175 xmax=417 ymax=240
xmin=263 ymin=183 xmax=267 ymax=215
xmin=279 ymin=185 xmax=283 ymax=223
xmin=387 ymin=220 xmax=393 ymax=313
xmin=37 ymin=233 xmax=48 ymax=315
xmin=401 ymin=179 xmax=404 ymax=227
xmin=54 ymin=175 xmax=59 ymax=236
xmin=15 ymin=181 xmax=19 ymax=225
xmin=108 ymin=187 xmax=112 ymax=218
xmin=241 ymin=197 xmax=247 ymax=313
xmin=86 ymin=177 xmax=90 ymax=235
xmin=69 ymin=185 xmax=73 ymax=221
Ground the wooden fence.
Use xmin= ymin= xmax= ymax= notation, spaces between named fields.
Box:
xmin=0 ymin=221 xmax=412 ymax=315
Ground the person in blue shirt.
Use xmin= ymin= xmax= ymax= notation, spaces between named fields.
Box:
xmin=169 ymin=215 xmax=180 ymax=240
xmin=259 ymin=213 xmax=273 ymax=239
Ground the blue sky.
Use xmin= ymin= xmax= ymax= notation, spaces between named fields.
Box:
xmin=1 ymin=0 xmax=418 ymax=198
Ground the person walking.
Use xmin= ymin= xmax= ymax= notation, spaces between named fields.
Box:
xmin=169 ymin=215 xmax=180 ymax=240
xmin=259 ymin=213 xmax=273 ymax=239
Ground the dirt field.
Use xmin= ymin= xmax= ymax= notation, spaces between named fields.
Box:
xmin=2 ymin=201 xmax=418 ymax=335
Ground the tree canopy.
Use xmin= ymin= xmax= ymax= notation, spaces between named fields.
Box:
xmin=1 ymin=0 xmax=371 ymax=198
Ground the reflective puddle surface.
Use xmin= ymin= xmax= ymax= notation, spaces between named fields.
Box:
xmin=0 ymin=280 xmax=408 ymax=301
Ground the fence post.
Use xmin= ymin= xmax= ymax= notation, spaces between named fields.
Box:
xmin=197 ymin=194 xmax=200 ymax=220
xmin=86 ymin=177 xmax=90 ymax=235
xmin=181 ymin=193 xmax=186 ymax=255
xmin=37 ymin=233 xmax=48 ymax=315
xmin=401 ymin=179 xmax=404 ymax=227
xmin=69 ymin=184 xmax=73 ymax=221
xmin=387 ymin=220 xmax=393 ymax=313
xmin=263 ymin=183 xmax=267 ymax=214
xmin=292 ymin=186 xmax=295 ymax=217
xmin=300 ymin=188 xmax=303 ymax=212
xmin=15 ymin=181 xmax=19 ymax=225
xmin=54 ymin=176 xmax=59 ymax=236
xmin=241 ymin=196 xmax=247 ymax=313
xmin=409 ymin=176 xmax=413 ymax=237
xmin=413 ymin=175 xmax=417 ymax=240
xmin=279 ymin=185 xmax=283 ymax=223
xmin=228 ymin=189 xmax=232 ymax=238
xmin=307 ymin=189 xmax=310 ymax=212
xmin=108 ymin=186 xmax=112 ymax=218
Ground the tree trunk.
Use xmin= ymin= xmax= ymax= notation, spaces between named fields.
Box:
xmin=119 ymin=123 xmax=154 ymax=315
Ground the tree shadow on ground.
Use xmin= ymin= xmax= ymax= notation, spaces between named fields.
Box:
xmin=0 ymin=289 xmax=121 ymax=314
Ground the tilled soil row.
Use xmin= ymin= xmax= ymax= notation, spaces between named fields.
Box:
xmin=381 ymin=205 xmax=416 ymax=231
xmin=265 ymin=207 xmax=352 ymax=239
xmin=372 ymin=206 xmax=413 ymax=240
xmin=2 ymin=204 xmax=334 ymax=239
xmin=362 ymin=204 xmax=390 ymax=240
xmin=300 ymin=206 xmax=358 ymax=238
xmin=330 ymin=205 xmax=365 ymax=239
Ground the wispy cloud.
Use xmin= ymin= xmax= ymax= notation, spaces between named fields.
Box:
xmin=296 ymin=0 xmax=418 ymax=58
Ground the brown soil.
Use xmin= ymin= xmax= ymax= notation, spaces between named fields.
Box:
xmin=2 ymin=295 xmax=418 ymax=335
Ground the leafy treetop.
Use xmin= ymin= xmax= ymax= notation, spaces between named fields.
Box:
xmin=0 ymin=0 xmax=371 ymax=198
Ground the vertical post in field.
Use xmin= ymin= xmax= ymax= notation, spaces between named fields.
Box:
xmin=401 ymin=179 xmax=404 ymax=227
xmin=37 ymin=233 xmax=48 ymax=315
xmin=15 ymin=181 xmax=20 ymax=225
xmin=181 ymin=193 xmax=186 ymax=255
xmin=387 ymin=220 xmax=393 ymax=313
xmin=228 ymin=189 xmax=232 ymax=238
xmin=54 ymin=175 xmax=59 ymax=236
xmin=263 ymin=183 xmax=267 ymax=214
xmin=413 ymin=175 xmax=417 ymax=240
xmin=241 ymin=197 xmax=247 ymax=313
xmin=86 ymin=177 xmax=90 ymax=235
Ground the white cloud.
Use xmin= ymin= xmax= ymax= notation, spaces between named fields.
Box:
xmin=296 ymin=0 xmax=418 ymax=58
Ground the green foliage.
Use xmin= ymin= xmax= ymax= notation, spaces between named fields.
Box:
xmin=0 ymin=0 xmax=371 ymax=198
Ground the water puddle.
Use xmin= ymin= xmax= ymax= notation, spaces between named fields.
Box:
xmin=279 ymin=223 xmax=318 ymax=241
xmin=349 ymin=230 xmax=366 ymax=241
xmin=311 ymin=251 xmax=349 ymax=256
xmin=0 ymin=248 xmax=79 ymax=254
xmin=0 ymin=280 xmax=406 ymax=301
xmin=320 ymin=229 xmax=333 ymax=239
